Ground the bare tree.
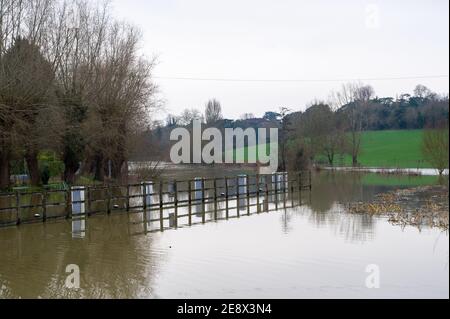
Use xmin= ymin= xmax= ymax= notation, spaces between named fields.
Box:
xmin=414 ymin=84 xmax=432 ymax=99
xmin=177 ymin=108 xmax=203 ymax=126
xmin=84 ymin=20 xmax=157 ymax=182
xmin=0 ymin=0 xmax=57 ymax=187
xmin=331 ymin=82 xmax=375 ymax=166
xmin=301 ymin=102 xmax=347 ymax=166
xmin=205 ymin=99 xmax=223 ymax=124
xmin=1 ymin=39 xmax=55 ymax=186
xmin=422 ymin=124 xmax=449 ymax=176
xmin=0 ymin=0 xmax=158 ymax=187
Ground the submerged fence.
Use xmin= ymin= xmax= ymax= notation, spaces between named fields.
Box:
xmin=0 ymin=171 xmax=312 ymax=229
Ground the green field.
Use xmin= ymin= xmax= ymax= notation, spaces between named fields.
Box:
xmin=224 ymin=130 xmax=437 ymax=169
xmin=361 ymin=173 xmax=444 ymax=186
xmin=340 ymin=130 xmax=430 ymax=169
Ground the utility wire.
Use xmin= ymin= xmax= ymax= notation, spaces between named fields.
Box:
xmin=154 ymin=74 xmax=449 ymax=83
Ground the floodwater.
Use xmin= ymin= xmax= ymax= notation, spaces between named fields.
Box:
xmin=0 ymin=170 xmax=448 ymax=299
xmin=325 ymin=166 xmax=449 ymax=176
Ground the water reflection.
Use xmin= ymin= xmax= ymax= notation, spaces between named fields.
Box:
xmin=72 ymin=217 xmax=86 ymax=239
xmin=0 ymin=171 xmax=448 ymax=299
xmin=0 ymin=214 xmax=164 ymax=298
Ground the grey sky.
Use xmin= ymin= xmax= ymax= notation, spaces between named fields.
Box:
xmin=112 ymin=0 xmax=449 ymax=119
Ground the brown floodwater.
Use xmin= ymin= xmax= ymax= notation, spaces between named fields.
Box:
xmin=0 ymin=170 xmax=448 ymax=299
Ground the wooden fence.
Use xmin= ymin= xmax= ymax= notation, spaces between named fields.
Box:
xmin=0 ymin=171 xmax=312 ymax=229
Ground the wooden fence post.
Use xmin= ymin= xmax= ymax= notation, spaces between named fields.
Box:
xmin=188 ymin=180 xmax=192 ymax=226
xmin=274 ymin=174 xmax=278 ymax=210
xmin=309 ymin=170 xmax=312 ymax=191
xmin=236 ymin=176 xmax=240 ymax=218
xmin=42 ymin=190 xmax=47 ymax=222
xmin=159 ymin=180 xmax=164 ymax=231
xmin=225 ymin=177 xmax=229 ymax=219
xmin=126 ymin=185 xmax=130 ymax=212
xmin=256 ymin=174 xmax=260 ymax=213
xmin=213 ymin=178 xmax=218 ymax=221
xmin=298 ymin=172 xmax=302 ymax=191
xmin=246 ymin=175 xmax=250 ymax=216
xmin=201 ymin=178 xmax=206 ymax=224
xmin=174 ymin=181 xmax=178 ymax=228
xmin=86 ymin=187 xmax=91 ymax=217
xmin=16 ymin=192 xmax=21 ymax=225
xmin=107 ymin=185 xmax=112 ymax=215
xmin=66 ymin=188 xmax=71 ymax=219
xmin=142 ymin=182 xmax=147 ymax=211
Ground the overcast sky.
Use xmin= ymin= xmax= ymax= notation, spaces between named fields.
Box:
xmin=112 ymin=0 xmax=449 ymax=120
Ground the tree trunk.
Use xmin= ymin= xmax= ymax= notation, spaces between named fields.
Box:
xmin=94 ymin=155 xmax=105 ymax=182
xmin=25 ymin=151 xmax=40 ymax=186
xmin=64 ymin=166 xmax=77 ymax=185
xmin=63 ymin=157 xmax=80 ymax=185
xmin=327 ymin=153 xmax=334 ymax=166
xmin=0 ymin=152 xmax=10 ymax=190
xmin=352 ymin=155 xmax=358 ymax=167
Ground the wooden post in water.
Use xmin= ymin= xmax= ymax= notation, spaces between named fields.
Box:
xmin=236 ymin=176 xmax=240 ymax=218
xmin=213 ymin=178 xmax=218 ymax=221
xmin=246 ymin=174 xmax=250 ymax=216
xmin=42 ymin=190 xmax=47 ymax=222
xmin=298 ymin=172 xmax=303 ymax=205
xmin=126 ymin=185 xmax=130 ymax=212
xmin=298 ymin=172 xmax=302 ymax=191
xmin=225 ymin=177 xmax=229 ymax=219
xmin=66 ymin=188 xmax=71 ymax=219
xmin=142 ymin=183 xmax=148 ymax=225
xmin=142 ymin=182 xmax=147 ymax=211
xmin=159 ymin=180 xmax=164 ymax=231
xmin=86 ymin=187 xmax=91 ymax=217
xmin=274 ymin=174 xmax=279 ymax=210
xmin=201 ymin=178 xmax=206 ymax=224
xmin=256 ymin=174 xmax=260 ymax=213
xmin=107 ymin=185 xmax=112 ymax=215
xmin=174 ymin=181 xmax=178 ymax=228
xmin=188 ymin=180 xmax=192 ymax=226
xmin=16 ymin=192 xmax=20 ymax=225
xmin=309 ymin=170 xmax=312 ymax=191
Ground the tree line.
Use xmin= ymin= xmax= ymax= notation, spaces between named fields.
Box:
xmin=146 ymin=83 xmax=448 ymax=172
xmin=0 ymin=0 xmax=157 ymax=190
xmin=282 ymin=83 xmax=448 ymax=171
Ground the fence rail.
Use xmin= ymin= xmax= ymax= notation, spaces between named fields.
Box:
xmin=0 ymin=171 xmax=312 ymax=228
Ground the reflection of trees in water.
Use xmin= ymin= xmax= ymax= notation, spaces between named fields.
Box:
xmin=309 ymin=171 xmax=365 ymax=213
xmin=304 ymin=172 xmax=381 ymax=242
xmin=0 ymin=215 xmax=164 ymax=298
xmin=280 ymin=208 xmax=293 ymax=234
xmin=332 ymin=205 xmax=375 ymax=242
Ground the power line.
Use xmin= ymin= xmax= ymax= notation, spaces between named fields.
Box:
xmin=154 ymin=74 xmax=449 ymax=83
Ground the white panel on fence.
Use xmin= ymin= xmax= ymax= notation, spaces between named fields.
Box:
xmin=142 ymin=182 xmax=153 ymax=206
xmin=71 ymin=187 xmax=85 ymax=216
xmin=193 ymin=178 xmax=203 ymax=215
xmin=279 ymin=172 xmax=288 ymax=190
xmin=194 ymin=178 xmax=203 ymax=202
xmin=238 ymin=175 xmax=247 ymax=195
xmin=168 ymin=182 xmax=175 ymax=195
